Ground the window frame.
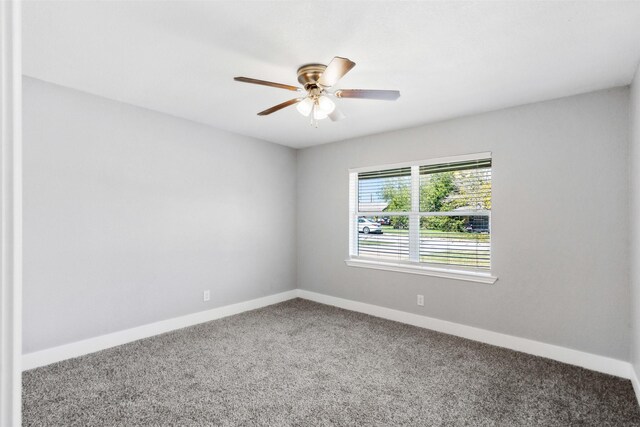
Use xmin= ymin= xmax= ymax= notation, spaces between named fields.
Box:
xmin=347 ymin=152 xmax=497 ymax=284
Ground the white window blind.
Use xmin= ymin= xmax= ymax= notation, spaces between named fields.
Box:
xmin=419 ymin=158 xmax=491 ymax=270
xmin=349 ymin=154 xmax=492 ymax=273
xmin=356 ymin=167 xmax=411 ymax=261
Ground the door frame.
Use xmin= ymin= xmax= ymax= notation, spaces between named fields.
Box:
xmin=1 ymin=0 xmax=23 ymax=425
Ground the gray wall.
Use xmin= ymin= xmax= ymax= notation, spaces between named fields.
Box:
xmin=297 ymin=88 xmax=630 ymax=360
xmin=23 ymin=77 xmax=297 ymax=353
xmin=23 ymin=77 xmax=632 ymax=362
xmin=631 ymin=64 xmax=640 ymax=372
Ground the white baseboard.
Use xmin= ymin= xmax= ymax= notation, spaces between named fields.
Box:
xmin=22 ymin=287 xmax=634 ymax=385
xmin=296 ymin=289 xmax=632 ymax=380
xmin=22 ymin=290 xmax=298 ymax=371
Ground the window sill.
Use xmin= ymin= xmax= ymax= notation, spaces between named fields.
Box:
xmin=344 ymin=258 xmax=498 ymax=284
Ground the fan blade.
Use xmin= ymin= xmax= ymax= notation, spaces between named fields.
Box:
xmin=317 ymin=57 xmax=356 ymax=88
xmin=257 ymin=98 xmax=302 ymax=116
xmin=328 ymin=108 xmax=346 ymax=122
xmin=234 ymin=77 xmax=300 ymax=92
xmin=335 ymin=89 xmax=400 ymax=100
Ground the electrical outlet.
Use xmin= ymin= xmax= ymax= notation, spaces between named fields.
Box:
xmin=203 ymin=290 xmax=210 ymax=302
xmin=417 ymin=294 xmax=424 ymax=306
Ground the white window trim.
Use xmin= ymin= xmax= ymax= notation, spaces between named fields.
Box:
xmin=347 ymin=152 xmax=496 ymax=284
xmin=345 ymin=257 xmax=498 ymax=284
xmin=348 ymin=151 xmax=492 ymax=174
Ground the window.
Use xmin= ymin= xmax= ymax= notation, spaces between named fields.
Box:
xmin=347 ymin=153 xmax=496 ymax=284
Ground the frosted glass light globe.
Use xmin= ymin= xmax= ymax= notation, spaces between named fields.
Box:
xmin=313 ymin=108 xmax=328 ymax=120
xmin=317 ymin=95 xmax=336 ymax=114
xmin=296 ymin=97 xmax=314 ymax=117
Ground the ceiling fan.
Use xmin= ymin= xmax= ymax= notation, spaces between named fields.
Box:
xmin=234 ymin=56 xmax=400 ymax=126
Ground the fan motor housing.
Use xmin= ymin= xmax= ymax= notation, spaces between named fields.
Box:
xmin=297 ymin=64 xmax=326 ymax=90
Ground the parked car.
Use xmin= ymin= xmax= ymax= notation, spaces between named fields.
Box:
xmin=358 ymin=217 xmax=383 ymax=234
xmin=464 ymin=224 xmax=489 ymax=233
xmin=379 ymin=217 xmax=391 ymax=226
xmin=464 ymin=219 xmax=490 ymax=233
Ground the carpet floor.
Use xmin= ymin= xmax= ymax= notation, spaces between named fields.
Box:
xmin=23 ymin=298 xmax=640 ymax=426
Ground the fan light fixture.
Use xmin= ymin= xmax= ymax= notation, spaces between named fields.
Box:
xmin=234 ymin=56 xmax=400 ymax=128
xmin=296 ymin=95 xmax=335 ymax=120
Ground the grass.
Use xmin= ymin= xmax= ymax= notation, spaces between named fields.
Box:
xmin=358 ymin=225 xmax=490 ymax=269
xmin=420 ymin=256 xmax=490 ymax=268
xmin=377 ymin=225 xmax=490 ymax=241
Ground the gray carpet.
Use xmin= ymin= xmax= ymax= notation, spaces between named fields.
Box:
xmin=23 ymin=298 xmax=640 ymax=426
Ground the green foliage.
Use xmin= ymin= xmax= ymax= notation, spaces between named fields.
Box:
xmin=420 ymin=172 xmax=466 ymax=231
xmin=419 ymin=172 xmax=458 ymax=212
xmin=392 ymin=216 xmax=408 ymax=229
xmin=380 ymin=178 xmax=410 ymax=229
xmin=381 ymin=180 xmax=410 ymax=211
xmin=480 ymin=180 xmax=491 ymax=210
xmin=455 ymin=169 xmax=491 ymax=210
xmin=421 ymin=216 xmax=466 ymax=232
xmin=379 ymin=170 xmax=491 ymax=232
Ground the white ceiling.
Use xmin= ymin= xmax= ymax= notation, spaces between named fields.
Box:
xmin=23 ymin=1 xmax=640 ymax=148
